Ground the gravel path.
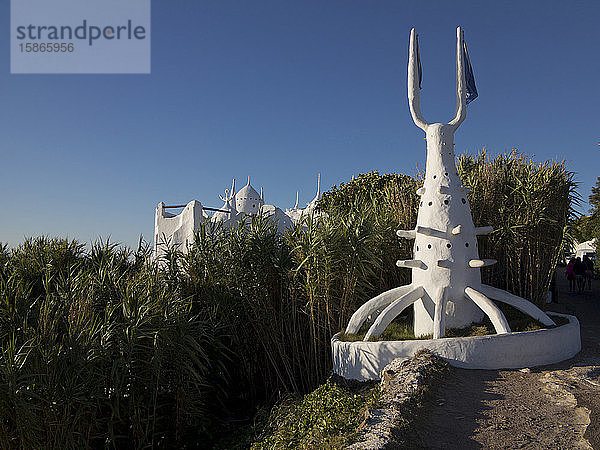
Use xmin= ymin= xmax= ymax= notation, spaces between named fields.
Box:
xmin=413 ymin=269 xmax=600 ymax=449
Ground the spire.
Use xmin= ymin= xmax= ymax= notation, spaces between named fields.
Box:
xmin=219 ymin=188 xmax=229 ymax=203
xmin=231 ymin=178 xmax=236 ymax=198
xmin=247 ymin=175 xmax=251 ymax=186
xmin=313 ymin=173 xmax=322 ymax=202
xmin=294 ymin=191 xmax=299 ymax=209
xmin=318 ymin=173 xmax=321 ymax=196
xmin=260 ymin=187 xmax=264 ymax=202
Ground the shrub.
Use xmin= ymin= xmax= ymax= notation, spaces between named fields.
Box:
xmin=252 ymin=380 xmax=378 ymax=449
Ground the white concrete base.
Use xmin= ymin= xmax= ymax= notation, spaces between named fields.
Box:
xmin=331 ymin=313 xmax=581 ymax=381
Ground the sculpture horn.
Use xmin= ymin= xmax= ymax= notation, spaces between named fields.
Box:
xmin=407 ymin=28 xmax=429 ymax=131
xmin=448 ymin=27 xmax=467 ymax=129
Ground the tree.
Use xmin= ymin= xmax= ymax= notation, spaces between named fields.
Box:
xmin=590 ymin=176 xmax=600 ymax=213
xmin=572 ymin=214 xmax=595 ymax=242
xmin=575 ymin=177 xmax=600 ymax=243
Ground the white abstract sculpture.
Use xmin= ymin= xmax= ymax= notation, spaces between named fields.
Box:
xmin=345 ymin=27 xmax=555 ymax=340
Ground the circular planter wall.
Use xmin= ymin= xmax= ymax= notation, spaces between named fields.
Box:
xmin=331 ymin=313 xmax=581 ymax=381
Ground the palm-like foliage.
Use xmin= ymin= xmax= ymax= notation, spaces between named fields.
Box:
xmin=0 ymin=237 xmax=228 ymax=448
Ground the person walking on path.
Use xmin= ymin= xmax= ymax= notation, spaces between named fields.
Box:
xmin=583 ymin=255 xmax=594 ymax=290
xmin=566 ymin=258 xmax=576 ymax=292
xmin=574 ymin=257 xmax=586 ymax=294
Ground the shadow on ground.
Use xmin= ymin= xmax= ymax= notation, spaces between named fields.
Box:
xmin=409 ymin=268 xmax=600 ymax=449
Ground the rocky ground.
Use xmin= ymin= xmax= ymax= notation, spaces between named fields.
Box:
xmin=411 ymin=269 xmax=600 ymax=449
xmin=348 ymin=349 xmax=450 ymax=449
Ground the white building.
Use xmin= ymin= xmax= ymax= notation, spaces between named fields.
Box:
xmin=154 ymin=200 xmax=207 ymax=257
xmin=286 ymin=173 xmax=323 ymax=224
xmin=154 ymin=175 xmax=323 ymax=257
xmin=574 ymin=239 xmax=596 ymax=259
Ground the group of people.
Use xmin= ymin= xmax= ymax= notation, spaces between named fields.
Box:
xmin=566 ymin=255 xmax=595 ymax=293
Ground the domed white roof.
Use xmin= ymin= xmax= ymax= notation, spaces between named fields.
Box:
xmin=235 ymin=177 xmax=263 ymax=214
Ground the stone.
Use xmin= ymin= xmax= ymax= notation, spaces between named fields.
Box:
xmin=347 ymin=350 xmax=449 ymax=449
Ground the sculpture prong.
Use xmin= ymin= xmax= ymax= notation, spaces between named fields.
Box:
xmin=396 ymin=259 xmax=427 ymax=270
xmin=345 ymin=284 xmax=415 ymax=334
xmin=478 ymin=284 xmax=556 ymax=326
xmin=468 ymin=258 xmax=497 ymax=268
xmin=475 ymin=226 xmax=493 ymax=236
xmin=465 ymin=287 xmax=510 ymax=334
xmin=437 ymin=259 xmax=453 ymax=269
xmin=396 ymin=229 xmax=417 ymax=239
xmin=416 ymin=226 xmax=447 ymax=239
xmin=448 ymin=27 xmax=467 ymax=129
xmin=433 ymin=287 xmax=447 ymax=339
xmin=408 ymin=28 xmax=429 ymax=131
xmin=364 ymin=286 xmax=425 ymax=340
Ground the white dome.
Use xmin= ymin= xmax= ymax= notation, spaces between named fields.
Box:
xmin=235 ymin=180 xmax=263 ymax=214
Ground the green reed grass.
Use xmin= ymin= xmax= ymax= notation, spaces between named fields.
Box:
xmin=0 ymin=237 xmax=229 ymax=448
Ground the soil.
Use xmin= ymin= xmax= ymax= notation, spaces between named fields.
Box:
xmin=411 ymin=268 xmax=600 ymax=449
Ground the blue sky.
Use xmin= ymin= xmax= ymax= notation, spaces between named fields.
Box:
xmin=1 ymin=0 xmax=598 ymax=248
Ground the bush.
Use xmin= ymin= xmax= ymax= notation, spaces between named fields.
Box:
xmin=252 ymin=380 xmax=378 ymax=449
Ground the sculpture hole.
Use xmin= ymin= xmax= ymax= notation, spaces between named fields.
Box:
xmin=462 ymin=198 xmax=466 ymax=204
xmin=444 ymin=199 xmax=449 ymax=205
xmin=446 ymin=243 xmax=452 ymax=248
xmin=465 ymin=242 xmax=469 ymax=247
xmin=428 ymin=201 xmax=432 ymax=206
xmin=427 ymin=244 xmax=432 ymax=249
xmin=433 ymin=175 xmax=437 ymax=179
xmin=445 ymin=172 xmax=448 ymax=176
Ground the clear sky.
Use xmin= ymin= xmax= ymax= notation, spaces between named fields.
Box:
xmin=1 ymin=0 xmax=598 ymax=248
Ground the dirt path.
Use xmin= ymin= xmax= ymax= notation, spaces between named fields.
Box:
xmin=413 ymin=269 xmax=600 ymax=449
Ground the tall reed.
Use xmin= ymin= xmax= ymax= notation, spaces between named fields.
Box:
xmin=0 ymin=237 xmax=228 ymax=448
xmin=457 ymin=150 xmax=577 ymax=305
